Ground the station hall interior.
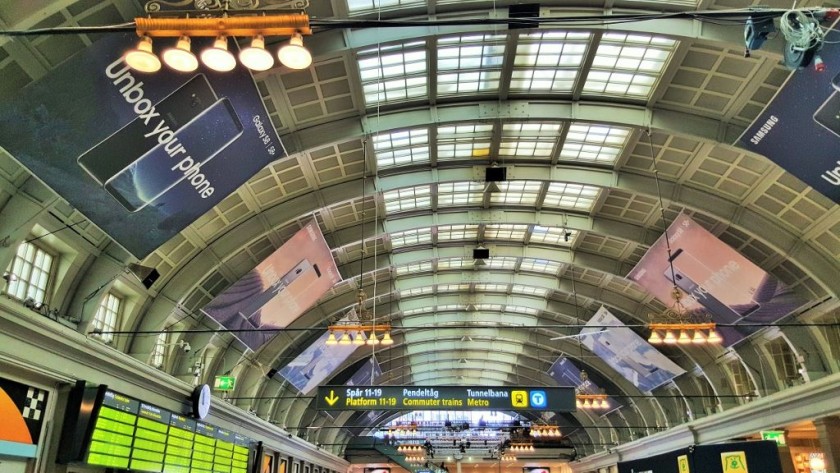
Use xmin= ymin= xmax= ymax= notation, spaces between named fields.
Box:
xmin=0 ymin=1 xmax=839 ymax=473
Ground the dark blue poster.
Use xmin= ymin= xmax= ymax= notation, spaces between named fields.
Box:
xmin=737 ymin=25 xmax=840 ymax=204
xmin=0 ymin=33 xmax=282 ymax=258
xmin=346 ymin=356 xmax=382 ymax=386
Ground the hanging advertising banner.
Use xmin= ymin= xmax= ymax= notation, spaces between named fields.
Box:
xmin=0 ymin=376 xmax=50 ymax=458
xmin=347 ymin=356 xmax=383 ymax=386
xmin=736 ymin=24 xmax=840 ymax=205
xmin=627 ymin=213 xmax=805 ymax=346
xmin=276 ymin=312 xmax=361 ymax=394
xmin=580 ymin=306 xmax=685 ymax=392
xmin=547 ymin=357 xmax=619 ymax=410
xmin=201 ymin=220 xmax=341 ymax=350
xmin=0 ymin=33 xmax=282 ymax=258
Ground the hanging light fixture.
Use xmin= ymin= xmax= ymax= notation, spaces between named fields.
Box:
xmin=128 ymin=13 xmax=311 ymax=73
xmin=124 ymin=35 xmax=161 ymax=72
xmin=325 ymin=331 xmax=338 ymax=345
xmin=325 ymin=140 xmax=393 ymax=348
xmin=277 ymin=32 xmax=312 ymax=69
xmin=239 ymin=34 xmax=275 ymax=71
xmin=643 ymin=130 xmax=721 ymax=346
xmin=162 ymin=35 xmax=198 ymax=72
xmin=338 ymin=332 xmax=352 ymax=345
xmin=201 ymin=36 xmax=237 ymax=71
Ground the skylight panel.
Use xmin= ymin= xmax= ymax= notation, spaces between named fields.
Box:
xmin=512 ymin=284 xmax=548 ymax=296
xmin=485 ymin=257 xmax=517 ymax=270
xmin=559 ymin=123 xmax=632 ymax=164
xmin=402 ymin=307 xmax=432 ymax=316
xmin=358 ymin=43 xmax=428 ymax=105
xmin=438 ymin=34 xmax=506 ymax=96
xmin=530 ymin=226 xmax=578 ymax=245
xmin=582 ymin=33 xmax=676 ymax=99
xmin=437 ymin=224 xmax=480 ymax=241
xmin=347 ymin=0 xmax=425 ymax=13
xmin=438 ymin=283 xmax=470 ymax=292
xmin=507 ymin=305 xmax=539 ymax=315
xmin=438 ymin=257 xmax=473 ymax=270
xmin=542 ymin=182 xmax=600 ymax=211
xmin=391 ymin=228 xmax=433 ymax=248
xmin=396 ymin=260 xmax=433 ymax=275
xmin=489 ymin=181 xmax=543 ymax=206
xmin=511 ymin=31 xmax=591 ymax=93
xmin=383 ymin=185 xmax=432 ymax=213
xmin=475 ymin=283 xmax=509 ymax=293
xmin=500 ymin=122 xmax=562 ymax=159
xmin=401 ymin=286 xmax=434 ymax=297
xmin=519 ymin=258 xmax=562 ymax=275
xmin=438 ymin=181 xmax=484 ymax=206
xmin=475 ymin=303 xmax=503 ymax=312
xmin=437 ymin=304 xmax=463 ymax=312
xmin=374 ymin=128 xmax=430 ymax=168
xmin=438 ymin=123 xmax=494 ymax=160
xmin=484 ymin=224 xmax=529 ymax=240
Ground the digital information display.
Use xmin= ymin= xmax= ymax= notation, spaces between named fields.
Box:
xmin=315 ymin=385 xmax=575 ymax=411
xmin=85 ymin=390 xmax=251 ymax=473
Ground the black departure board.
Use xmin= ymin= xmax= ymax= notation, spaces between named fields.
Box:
xmin=85 ymin=390 xmax=251 ymax=473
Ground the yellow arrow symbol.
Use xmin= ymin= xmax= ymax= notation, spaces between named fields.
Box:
xmin=325 ymin=390 xmax=339 ymax=406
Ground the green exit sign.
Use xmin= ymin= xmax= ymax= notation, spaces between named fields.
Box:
xmin=214 ymin=376 xmax=236 ymax=392
xmin=761 ymin=430 xmax=786 ymax=445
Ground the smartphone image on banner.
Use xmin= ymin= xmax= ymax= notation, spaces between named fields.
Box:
xmin=77 ymin=74 xmax=217 ymax=184
xmin=813 ymin=91 xmax=840 ymax=138
xmin=103 ymin=97 xmax=243 ymax=212
xmin=239 ymin=259 xmax=322 ymax=325
xmin=665 ymin=249 xmax=762 ymax=324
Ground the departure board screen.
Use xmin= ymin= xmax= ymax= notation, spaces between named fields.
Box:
xmin=84 ymin=390 xmax=252 ymax=473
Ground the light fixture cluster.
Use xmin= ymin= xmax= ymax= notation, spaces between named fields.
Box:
xmin=508 ymin=443 xmax=534 ymax=453
xmin=397 ymin=444 xmax=425 ymax=453
xmin=123 ymin=14 xmax=312 ymax=73
xmin=576 ymin=394 xmax=610 ymax=409
xmin=405 ymin=455 xmax=425 ymax=463
xmin=530 ymin=425 xmax=562 ymax=437
xmin=647 ymin=322 xmax=723 ymax=345
xmin=326 ymin=289 xmax=394 ymax=347
xmin=647 ymin=288 xmax=723 ymax=345
xmin=388 ymin=422 xmax=418 ymax=435
xmin=325 ymin=324 xmax=394 ymax=346
xmin=501 ymin=454 xmax=517 ymax=462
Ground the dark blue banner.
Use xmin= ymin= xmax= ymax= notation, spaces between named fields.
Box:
xmin=0 ymin=33 xmax=282 ymax=258
xmin=737 ymin=25 xmax=840 ymax=204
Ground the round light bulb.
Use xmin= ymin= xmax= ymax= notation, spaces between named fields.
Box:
xmin=162 ymin=36 xmax=198 ymax=72
xmin=124 ymin=36 xmax=161 ymax=73
xmin=277 ymin=33 xmax=312 ymax=70
xmin=239 ymin=35 xmax=274 ymax=71
xmin=201 ymin=36 xmax=236 ymax=72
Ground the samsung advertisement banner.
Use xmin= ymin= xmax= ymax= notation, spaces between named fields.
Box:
xmin=580 ymin=306 xmax=685 ymax=392
xmin=628 ymin=213 xmax=804 ymax=346
xmin=737 ymin=24 xmax=840 ymax=205
xmin=347 ymin=356 xmax=383 ymax=386
xmin=0 ymin=33 xmax=282 ymax=258
xmin=277 ymin=312 xmax=361 ymax=394
xmin=201 ymin=220 xmax=341 ymax=350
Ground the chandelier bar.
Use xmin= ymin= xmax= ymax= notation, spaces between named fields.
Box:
xmin=135 ymin=14 xmax=311 ymax=37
